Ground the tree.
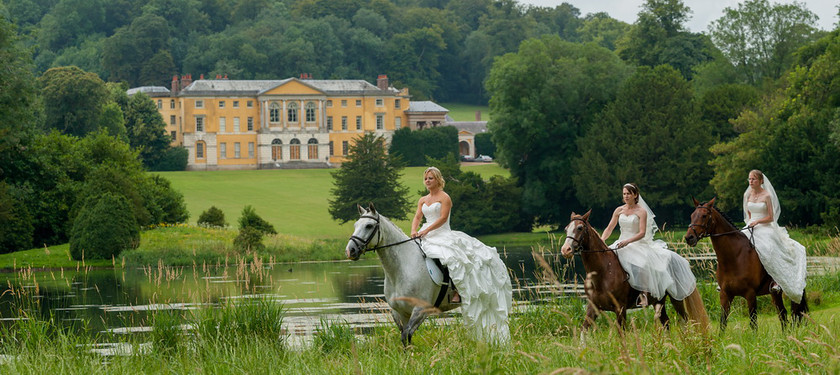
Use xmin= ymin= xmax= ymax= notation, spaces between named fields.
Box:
xmin=238 ymin=205 xmax=276 ymax=235
xmin=0 ymin=182 xmax=34 ymax=253
xmin=572 ymin=65 xmax=714 ymax=225
xmin=486 ymin=35 xmax=632 ymax=225
xmin=474 ymin=132 xmax=495 ymax=158
xmin=69 ymin=192 xmax=139 ymax=260
xmin=698 ymin=83 xmax=760 ymax=141
xmin=38 ymin=66 xmax=108 ymax=137
xmin=123 ymin=92 xmax=172 ymax=169
xmin=709 ymin=0 xmax=819 ymax=85
xmin=198 ymin=206 xmax=227 ymax=227
xmin=711 ymin=30 xmax=840 ymax=227
xmin=616 ymin=0 xmax=716 ymax=79
xmin=329 ymin=133 xmax=411 ymax=223
xmin=234 ymin=205 xmax=275 ymax=252
xmin=388 ymin=126 xmax=458 ymax=166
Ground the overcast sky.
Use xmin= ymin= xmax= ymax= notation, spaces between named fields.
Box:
xmin=520 ymin=0 xmax=838 ymax=33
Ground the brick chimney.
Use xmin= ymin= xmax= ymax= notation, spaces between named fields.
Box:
xmin=180 ymin=74 xmax=192 ymax=89
xmin=171 ymin=75 xmax=180 ymax=94
xmin=377 ymin=75 xmax=389 ymax=91
xmin=475 ymin=111 xmax=481 ymax=121
xmin=200 ymin=74 xmax=204 ymax=80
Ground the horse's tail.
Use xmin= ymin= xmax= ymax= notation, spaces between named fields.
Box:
xmin=683 ymin=288 xmax=710 ymax=333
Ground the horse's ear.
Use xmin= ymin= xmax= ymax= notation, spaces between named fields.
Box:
xmin=368 ymin=202 xmax=378 ymax=215
xmin=582 ymin=209 xmax=592 ymax=221
xmin=570 ymin=211 xmax=577 ymax=219
xmin=357 ymin=204 xmax=366 ymax=215
xmin=709 ymin=197 xmax=717 ymax=206
xmin=692 ymin=196 xmax=699 ymax=207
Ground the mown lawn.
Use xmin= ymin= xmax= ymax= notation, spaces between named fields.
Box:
xmin=439 ymin=102 xmax=490 ymax=121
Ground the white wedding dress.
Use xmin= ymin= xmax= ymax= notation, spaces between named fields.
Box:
xmin=742 ymin=201 xmax=807 ymax=303
xmin=611 ymin=214 xmax=696 ymax=301
xmin=419 ymin=202 xmax=512 ymax=344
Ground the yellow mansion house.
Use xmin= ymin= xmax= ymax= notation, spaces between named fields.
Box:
xmin=128 ymin=74 xmax=449 ymax=170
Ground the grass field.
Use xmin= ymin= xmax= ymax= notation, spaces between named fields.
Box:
xmin=156 ymin=164 xmax=509 ymax=240
xmin=439 ymin=102 xmax=491 ymax=121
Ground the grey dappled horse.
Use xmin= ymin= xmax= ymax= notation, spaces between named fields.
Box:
xmin=345 ymin=203 xmax=458 ymax=346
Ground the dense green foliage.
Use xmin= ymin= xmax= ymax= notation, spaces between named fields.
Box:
xmin=573 ymin=65 xmax=714 ymax=225
xmin=474 ymin=132 xmax=495 ymax=158
xmin=69 ymin=192 xmax=139 ymax=260
xmin=234 ymin=205 xmax=276 ymax=252
xmin=197 ymin=206 xmax=227 ymax=227
xmin=710 ymin=30 xmax=840 ymax=227
xmin=428 ymin=154 xmax=531 ymax=234
xmin=329 ymin=133 xmax=411 ymax=223
xmin=388 ymin=126 xmax=458 ymax=166
xmin=237 ymin=205 xmax=276 ymax=235
xmin=486 ymin=35 xmax=632 ymax=225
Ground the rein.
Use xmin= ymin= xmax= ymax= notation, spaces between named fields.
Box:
xmin=568 ymin=218 xmax=617 ymax=255
xmin=349 ymin=214 xmax=423 ymax=256
xmin=688 ymin=206 xmax=755 ymax=245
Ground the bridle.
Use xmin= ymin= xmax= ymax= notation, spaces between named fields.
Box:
xmin=567 ymin=218 xmax=616 ymax=255
xmin=348 ymin=214 xmax=422 ymax=257
xmin=687 ymin=205 xmax=752 ymax=241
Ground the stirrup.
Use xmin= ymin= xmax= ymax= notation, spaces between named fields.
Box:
xmin=636 ymin=294 xmax=648 ymax=308
xmin=770 ymin=282 xmax=782 ymax=293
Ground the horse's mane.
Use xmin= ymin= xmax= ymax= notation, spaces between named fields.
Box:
xmin=571 ymin=215 xmax=611 ymax=251
xmin=702 ymin=202 xmax=738 ymax=229
xmin=376 ymin=214 xmax=410 ymax=240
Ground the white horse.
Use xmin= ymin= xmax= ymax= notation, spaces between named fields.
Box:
xmin=345 ymin=203 xmax=458 ymax=346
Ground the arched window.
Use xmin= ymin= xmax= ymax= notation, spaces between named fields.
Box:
xmin=270 ymin=103 xmax=280 ymax=123
xmin=307 ymin=138 xmax=318 ymax=160
xmin=287 ymin=102 xmax=298 ymax=123
xmin=305 ymin=102 xmax=316 ymax=122
xmin=271 ymin=138 xmax=282 ymax=161
xmin=290 ymin=138 xmax=301 ymax=160
xmin=196 ymin=141 xmax=205 ymax=159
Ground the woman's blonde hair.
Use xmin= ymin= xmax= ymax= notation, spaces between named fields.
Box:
xmin=424 ymin=167 xmax=445 ymax=190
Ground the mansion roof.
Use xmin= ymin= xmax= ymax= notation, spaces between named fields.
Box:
xmin=181 ymin=79 xmax=399 ymax=96
xmin=406 ymin=101 xmax=448 ymax=113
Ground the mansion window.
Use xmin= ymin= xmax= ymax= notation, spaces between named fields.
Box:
xmin=270 ymin=103 xmax=280 ymax=122
xmin=195 ymin=100 xmax=204 ymax=108
xmin=288 ymin=102 xmax=298 ymax=122
xmin=219 ymin=101 xmax=225 ymax=108
xmin=327 ymin=116 xmax=333 ymax=131
xmin=395 ymin=117 xmax=401 ymax=128
xmin=248 ymin=142 xmax=255 ymax=158
xmin=326 ymin=100 xmax=333 ymax=107
xmin=329 ymin=141 xmax=333 ymax=156
xmin=247 ymin=100 xmax=254 ymax=108
xmin=376 ymin=114 xmax=384 ymax=130
xmin=290 ymin=138 xmax=301 ymax=160
xmin=170 ymin=115 xmax=176 ymax=125
xmin=219 ymin=117 xmax=226 ymax=132
xmin=220 ymin=142 xmax=227 ymax=159
xmin=305 ymin=102 xmax=316 ymax=122
xmin=233 ymin=100 xmax=239 ymax=108
xmin=356 ymin=99 xmax=362 ymax=107
xmin=170 ymin=131 xmax=176 ymax=139
xmin=170 ymin=100 xmax=175 ymax=109
xmin=395 ymin=99 xmax=401 ymax=109
xmin=233 ymin=117 xmax=240 ymax=132
xmin=308 ymin=138 xmax=318 ymax=160
xmin=271 ymin=139 xmax=282 ymax=161
xmin=195 ymin=116 xmax=205 ymax=132
xmin=376 ymin=98 xmax=383 ymax=106
xmin=234 ymin=142 xmax=241 ymax=158
xmin=341 ymin=100 xmax=347 ymax=107
xmin=157 ymin=100 xmax=162 ymax=109
xmin=356 ymin=116 xmax=362 ymax=130
xmin=342 ymin=140 xmax=349 ymax=156
xmin=247 ymin=117 xmax=254 ymax=131
xmin=196 ymin=142 xmax=205 ymax=158
xmin=341 ymin=116 xmax=347 ymax=130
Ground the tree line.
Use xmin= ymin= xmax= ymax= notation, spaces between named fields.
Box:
xmin=488 ymin=0 xmax=838 ymax=229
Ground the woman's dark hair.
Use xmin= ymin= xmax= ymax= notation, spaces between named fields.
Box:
xmin=623 ymin=183 xmax=639 ymax=203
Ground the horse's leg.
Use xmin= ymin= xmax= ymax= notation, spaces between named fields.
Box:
xmin=654 ymin=300 xmax=669 ymax=330
xmin=615 ymin=307 xmax=626 ymax=329
xmin=770 ymin=289 xmax=788 ymax=331
xmin=401 ymin=306 xmax=427 ymax=346
xmin=391 ymin=309 xmax=407 ymax=332
xmin=791 ymin=290 xmax=809 ymax=325
xmin=719 ymin=291 xmax=733 ymax=332
xmin=670 ymin=296 xmax=688 ymax=322
xmin=746 ymin=292 xmax=758 ymax=331
xmin=582 ymin=303 xmax=599 ymax=330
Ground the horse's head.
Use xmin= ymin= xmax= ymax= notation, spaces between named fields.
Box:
xmin=561 ymin=210 xmax=592 ymax=259
xmin=345 ymin=203 xmax=382 ymax=260
xmin=684 ymin=197 xmax=716 ymax=247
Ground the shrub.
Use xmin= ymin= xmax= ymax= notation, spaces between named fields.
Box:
xmin=69 ymin=192 xmax=139 ymax=260
xmin=197 ymin=206 xmax=226 ymax=227
xmin=149 ymin=147 xmax=189 ymax=171
xmin=238 ymin=205 xmax=276 ymax=234
xmin=234 ymin=226 xmax=265 ymax=252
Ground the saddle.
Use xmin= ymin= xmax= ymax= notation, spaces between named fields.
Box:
xmin=424 ymin=255 xmax=453 ymax=307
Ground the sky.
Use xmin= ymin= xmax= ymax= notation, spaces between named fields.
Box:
xmin=520 ymin=0 xmax=839 ymax=33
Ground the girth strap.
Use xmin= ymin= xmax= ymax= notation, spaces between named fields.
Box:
xmin=432 ymin=258 xmax=452 ymax=308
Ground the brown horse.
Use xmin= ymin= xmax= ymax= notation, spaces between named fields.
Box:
xmin=684 ymin=198 xmax=808 ymax=331
xmin=561 ymin=211 xmax=709 ymax=331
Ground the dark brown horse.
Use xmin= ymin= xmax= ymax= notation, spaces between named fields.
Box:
xmin=561 ymin=211 xmax=709 ymax=331
xmin=684 ymin=198 xmax=808 ymax=331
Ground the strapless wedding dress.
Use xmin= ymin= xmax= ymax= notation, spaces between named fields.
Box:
xmin=743 ymin=201 xmax=807 ymax=302
xmin=419 ymin=202 xmax=512 ymax=343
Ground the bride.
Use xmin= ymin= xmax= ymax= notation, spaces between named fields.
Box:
xmin=600 ymin=183 xmax=696 ymax=305
xmin=742 ymin=170 xmax=806 ymax=302
xmin=410 ymin=167 xmax=512 ymax=344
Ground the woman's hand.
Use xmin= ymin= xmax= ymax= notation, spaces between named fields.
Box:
xmin=411 ymin=231 xmax=419 ymax=238
xmin=615 ymin=240 xmax=626 ymax=248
